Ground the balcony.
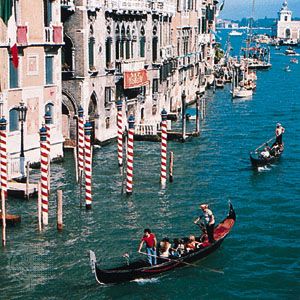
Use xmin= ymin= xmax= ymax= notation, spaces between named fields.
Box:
xmin=45 ymin=25 xmax=63 ymax=45
xmin=17 ymin=26 xmax=28 ymax=46
xmin=61 ymin=0 xmax=75 ymax=11
xmin=104 ymin=0 xmax=151 ymax=13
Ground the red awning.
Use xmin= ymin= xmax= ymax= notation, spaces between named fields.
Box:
xmin=124 ymin=69 xmax=149 ymax=89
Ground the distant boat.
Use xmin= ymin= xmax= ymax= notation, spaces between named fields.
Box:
xmin=285 ymin=47 xmax=296 ymax=56
xmin=229 ymin=30 xmax=242 ymax=36
xmin=232 ymin=87 xmax=253 ymax=98
xmin=284 ymin=65 xmax=291 ymax=72
xmin=290 ymin=58 xmax=298 ymax=64
xmin=275 ymin=45 xmax=280 ymax=50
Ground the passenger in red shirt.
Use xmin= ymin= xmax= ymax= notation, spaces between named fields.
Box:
xmin=138 ymin=228 xmax=157 ymax=266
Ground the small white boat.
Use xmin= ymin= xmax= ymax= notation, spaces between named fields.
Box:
xmin=275 ymin=45 xmax=280 ymax=50
xmin=229 ymin=30 xmax=243 ymax=36
xmin=232 ymin=87 xmax=253 ymax=98
xmin=285 ymin=47 xmax=296 ymax=56
xmin=284 ymin=66 xmax=291 ymax=72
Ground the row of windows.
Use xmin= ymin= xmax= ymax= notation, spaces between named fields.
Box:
xmin=9 ymin=103 xmax=54 ymax=132
xmin=9 ymin=56 xmax=54 ymax=89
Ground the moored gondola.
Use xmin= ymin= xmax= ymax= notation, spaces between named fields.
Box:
xmin=250 ymin=137 xmax=284 ymax=168
xmin=89 ymin=203 xmax=236 ymax=285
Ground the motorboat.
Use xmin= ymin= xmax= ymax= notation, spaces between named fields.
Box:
xmin=285 ymin=47 xmax=296 ymax=56
xmin=229 ymin=30 xmax=243 ymax=36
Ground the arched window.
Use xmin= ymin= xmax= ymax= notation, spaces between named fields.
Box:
xmin=9 ymin=108 xmax=19 ymax=132
xmin=285 ymin=28 xmax=291 ymax=39
xmin=140 ymin=26 xmax=146 ymax=58
xmin=45 ymin=103 xmax=54 ymax=124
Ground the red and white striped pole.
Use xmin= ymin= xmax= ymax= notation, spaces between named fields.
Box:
xmin=0 ymin=117 xmax=8 ymax=199
xmin=40 ymin=125 xmax=49 ymax=225
xmin=116 ymin=98 xmax=123 ymax=167
xmin=160 ymin=109 xmax=168 ymax=187
xmin=84 ymin=121 xmax=92 ymax=209
xmin=77 ymin=106 xmax=85 ymax=180
xmin=126 ymin=115 xmax=135 ymax=195
xmin=44 ymin=111 xmax=52 ymax=160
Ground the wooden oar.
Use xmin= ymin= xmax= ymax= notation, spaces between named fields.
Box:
xmin=254 ymin=136 xmax=275 ymax=152
xmin=138 ymin=251 xmax=224 ymax=274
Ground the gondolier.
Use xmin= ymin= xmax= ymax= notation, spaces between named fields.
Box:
xmin=138 ymin=228 xmax=157 ymax=266
xmin=275 ymin=123 xmax=285 ymax=145
xmin=194 ymin=204 xmax=215 ymax=243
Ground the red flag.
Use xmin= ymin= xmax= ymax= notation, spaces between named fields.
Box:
xmin=7 ymin=0 xmax=18 ymax=68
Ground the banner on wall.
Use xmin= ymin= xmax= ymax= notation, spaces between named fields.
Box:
xmin=124 ymin=69 xmax=149 ymax=89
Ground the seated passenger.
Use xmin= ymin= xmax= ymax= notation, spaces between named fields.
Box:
xmin=260 ymin=147 xmax=270 ymax=159
xmin=186 ymin=235 xmax=203 ymax=252
xmin=159 ymin=237 xmax=171 ymax=258
xmin=171 ymin=238 xmax=185 ymax=257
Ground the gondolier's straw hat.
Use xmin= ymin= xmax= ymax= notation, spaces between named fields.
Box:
xmin=200 ymin=204 xmax=208 ymax=209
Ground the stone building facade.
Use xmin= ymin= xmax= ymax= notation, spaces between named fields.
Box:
xmin=61 ymin=0 xmax=218 ymax=144
xmin=0 ymin=0 xmax=64 ymax=179
xmin=277 ymin=1 xmax=300 ymax=40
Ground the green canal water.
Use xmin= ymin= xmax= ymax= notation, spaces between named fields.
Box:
xmin=0 ymin=31 xmax=299 ymax=299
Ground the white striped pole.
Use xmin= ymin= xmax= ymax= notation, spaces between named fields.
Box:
xmin=84 ymin=122 xmax=92 ymax=209
xmin=126 ymin=115 xmax=135 ymax=195
xmin=160 ymin=109 xmax=168 ymax=187
xmin=40 ymin=125 xmax=49 ymax=226
xmin=0 ymin=117 xmax=8 ymax=199
xmin=78 ymin=106 xmax=85 ymax=179
xmin=116 ymin=98 xmax=123 ymax=167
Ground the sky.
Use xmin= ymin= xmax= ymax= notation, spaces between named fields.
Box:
xmin=220 ymin=0 xmax=300 ymax=20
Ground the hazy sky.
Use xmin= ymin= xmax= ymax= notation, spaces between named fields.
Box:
xmin=220 ymin=0 xmax=300 ymax=20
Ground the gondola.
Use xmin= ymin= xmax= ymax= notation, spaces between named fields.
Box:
xmin=250 ymin=138 xmax=284 ymax=168
xmin=89 ymin=203 xmax=236 ymax=285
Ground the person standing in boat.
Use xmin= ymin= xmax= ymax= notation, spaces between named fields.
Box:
xmin=275 ymin=123 xmax=285 ymax=145
xmin=138 ymin=228 xmax=157 ymax=266
xmin=194 ymin=204 xmax=215 ymax=243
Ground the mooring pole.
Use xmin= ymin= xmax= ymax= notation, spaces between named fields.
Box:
xmin=195 ymin=92 xmax=200 ymax=134
xmin=40 ymin=125 xmax=49 ymax=226
xmin=44 ymin=112 xmax=52 ymax=196
xmin=169 ymin=151 xmax=174 ymax=183
xmin=116 ymin=98 xmax=123 ymax=167
xmin=78 ymin=106 xmax=84 ymax=184
xmin=57 ymin=190 xmax=63 ymax=231
xmin=160 ymin=108 xmax=168 ymax=188
xmin=126 ymin=115 xmax=135 ymax=195
xmin=0 ymin=117 xmax=8 ymax=199
xmin=37 ymin=181 xmax=42 ymax=232
xmin=84 ymin=121 xmax=93 ymax=209
xmin=1 ymin=190 xmax=6 ymax=246
xmin=25 ymin=161 xmax=30 ymax=199
xmin=181 ymin=90 xmax=186 ymax=142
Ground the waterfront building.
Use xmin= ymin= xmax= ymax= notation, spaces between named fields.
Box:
xmin=61 ymin=0 xmax=218 ymax=144
xmin=277 ymin=1 xmax=300 ymax=41
xmin=0 ymin=0 xmax=64 ymax=179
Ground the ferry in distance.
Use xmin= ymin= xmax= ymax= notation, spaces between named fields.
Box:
xmin=229 ymin=30 xmax=243 ymax=36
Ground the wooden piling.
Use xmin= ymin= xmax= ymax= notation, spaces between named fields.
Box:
xmin=1 ymin=190 xmax=6 ymax=246
xmin=57 ymin=190 xmax=63 ymax=231
xmin=73 ymin=147 xmax=79 ymax=183
xmin=169 ymin=151 xmax=174 ymax=183
xmin=37 ymin=181 xmax=42 ymax=231
xmin=196 ymin=95 xmax=200 ymax=134
xmin=25 ymin=161 xmax=30 ymax=199
xmin=181 ymin=91 xmax=186 ymax=142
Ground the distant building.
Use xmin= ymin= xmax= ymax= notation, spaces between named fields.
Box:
xmin=277 ymin=1 xmax=300 ymax=40
xmin=217 ymin=19 xmax=239 ymax=29
xmin=0 ymin=0 xmax=64 ymax=179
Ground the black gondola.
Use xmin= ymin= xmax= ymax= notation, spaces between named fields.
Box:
xmin=89 ymin=203 xmax=236 ymax=285
xmin=250 ymin=138 xmax=284 ymax=168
